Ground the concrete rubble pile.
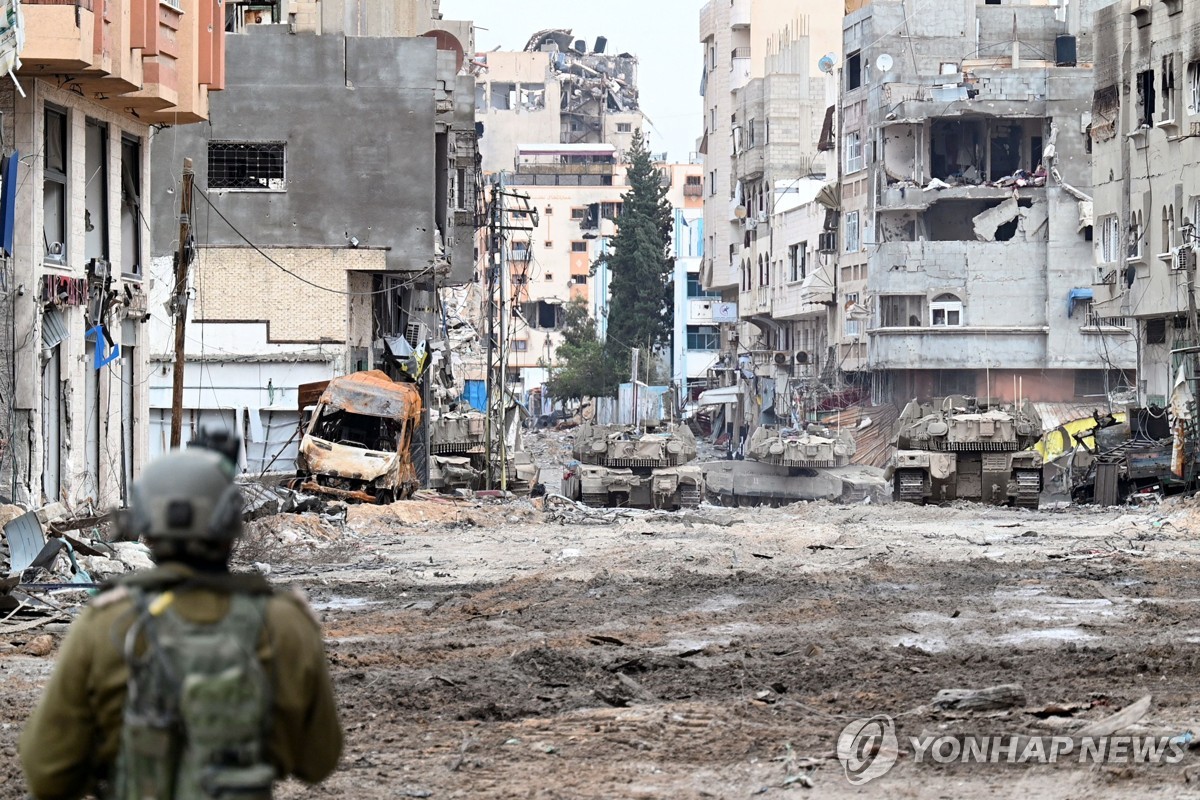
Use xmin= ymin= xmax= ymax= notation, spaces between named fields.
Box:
xmin=0 ymin=503 xmax=155 ymax=637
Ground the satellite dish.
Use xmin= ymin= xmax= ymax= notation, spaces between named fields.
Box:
xmin=876 ymin=53 xmax=894 ymax=72
xmin=734 ymin=205 xmax=748 ymax=219
xmin=817 ymin=53 xmax=836 ymax=74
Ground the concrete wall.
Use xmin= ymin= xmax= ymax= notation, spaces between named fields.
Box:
xmin=150 ymin=30 xmax=448 ymax=275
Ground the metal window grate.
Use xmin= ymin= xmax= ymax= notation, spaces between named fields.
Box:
xmin=208 ymin=142 xmax=286 ymax=190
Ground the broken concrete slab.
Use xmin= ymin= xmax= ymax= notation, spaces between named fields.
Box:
xmin=972 ymin=197 xmax=1020 ymax=242
xmin=4 ymin=511 xmax=46 ymax=576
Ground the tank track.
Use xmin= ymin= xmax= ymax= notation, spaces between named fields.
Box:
xmin=895 ymin=469 xmax=927 ymax=504
xmin=1013 ymin=469 xmax=1041 ymax=509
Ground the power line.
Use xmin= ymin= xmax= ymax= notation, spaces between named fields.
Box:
xmin=193 ymin=187 xmax=435 ymax=296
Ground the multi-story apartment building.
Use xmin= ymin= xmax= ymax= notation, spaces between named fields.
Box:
xmin=841 ymin=0 xmax=1134 ymax=404
xmin=698 ymin=0 xmax=841 ymax=432
xmin=1090 ymin=0 xmax=1200 ymax=407
xmin=668 ymin=164 xmax=713 ymax=397
xmin=146 ymin=0 xmax=476 ymax=474
xmin=1 ymin=0 xmax=225 ymax=507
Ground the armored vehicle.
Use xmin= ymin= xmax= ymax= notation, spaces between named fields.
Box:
xmin=428 ymin=408 xmax=539 ymax=494
xmin=561 ymin=422 xmax=703 ymax=509
xmin=888 ymin=396 xmax=1043 ymax=507
xmin=702 ymin=423 xmax=889 ymax=506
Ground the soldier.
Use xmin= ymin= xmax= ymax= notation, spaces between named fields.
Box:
xmin=19 ymin=448 xmax=343 ymax=800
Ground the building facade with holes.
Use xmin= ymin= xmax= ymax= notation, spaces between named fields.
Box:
xmin=0 ymin=0 xmax=225 ymax=508
xmin=146 ymin=0 xmax=477 ymax=479
xmin=1090 ymin=0 xmax=1200 ymax=407
xmin=842 ymin=0 xmax=1135 ymax=405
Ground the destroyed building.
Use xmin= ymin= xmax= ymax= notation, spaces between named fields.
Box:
xmin=1089 ymin=0 xmax=1200 ymax=407
xmin=475 ymin=30 xmax=642 ymax=174
xmin=146 ymin=0 xmax=477 ymax=481
xmin=0 ymin=0 xmax=225 ymax=507
xmin=840 ymin=0 xmax=1135 ymax=404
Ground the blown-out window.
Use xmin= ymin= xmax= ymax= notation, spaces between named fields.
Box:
xmin=208 ymin=142 xmax=286 ymax=190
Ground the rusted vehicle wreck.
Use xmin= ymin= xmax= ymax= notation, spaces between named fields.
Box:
xmin=292 ymin=371 xmax=422 ymax=503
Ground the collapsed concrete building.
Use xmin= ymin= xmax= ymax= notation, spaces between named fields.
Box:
xmin=840 ymin=0 xmax=1135 ymax=404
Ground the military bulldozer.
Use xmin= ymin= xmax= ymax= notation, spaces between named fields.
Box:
xmin=561 ymin=422 xmax=703 ymax=510
xmin=702 ymin=423 xmax=889 ymax=506
xmin=888 ymin=396 xmax=1043 ymax=507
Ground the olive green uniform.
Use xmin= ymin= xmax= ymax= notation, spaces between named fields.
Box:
xmin=19 ymin=564 xmax=343 ymax=800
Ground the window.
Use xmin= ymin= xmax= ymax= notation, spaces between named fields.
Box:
xmin=1161 ymin=55 xmax=1177 ymax=123
xmin=1129 ymin=211 xmax=1143 ymax=259
xmin=120 ymin=136 xmax=142 ymax=277
xmin=846 ymin=51 xmax=862 ymax=91
xmin=208 ymin=142 xmax=286 ymax=190
xmin=572 ymin=274 xmax=586 ymax=285
xmin=616 ymin=122 xmax=632 ymax=133
xmin=1137 ymin=70 xmax=1156 ymax=128
xmin=686 ymin=324 xmax=719 ymax=351
xmin=686 ymin=175 xmax=702 ymax=186
xmin=788 ymin=243 xmax=807 ymax=282
xmin=1145 ymin=318 xmax=1167 ymax=344
xmin=844 ymin=211 xmax=860 ymax=252
xmin=746 ymin=118 xmax=756 ymax=148
xmin=930 ymin=294 xmax=963 ymax=327
xmin=511 ymin=241 xmax=530 ymax=261
xmin=491 ymin=82 xmax=515 ymax=110
xmin=513 ymin=340 xmax=528 ymax=352
xmin=522 ymin=300 xmax=564 ymax=330
xmin=687 ymin=274 xmax=718 ymax=298
xmin=571 ymin=207 xmax=586 ymax=221
xmin=1163 ymin=204 xmax=1177 ymax=254
xmin=1100 ymin=215 xmax=1120 ymax=263
xmin=519 ymin=83 xmax=546 ymax=110
xmin=844 ymin=292 xmax=860 ymax=336
xmin=475 ymin=83 xmax=487 ymax=112
xmin=600 ymin=201 xmax=623 ymax=219
xmin=844 ymin=132 xmax=864 ymax=173
xmin=1190 ymin=62 xmax=1200 ymax=116
xmin=544 ymin=240 xmax=554 ymax=248
xmin=709 ymin=170 xmax=717 ymax=196
xmin=84 ymin=120 xmax=109 ymax=262
xmin=880 ymin=295 xmax=925 ymax=327
xmin=43 ymin=106 xmax=68 ymax=264
xmin=571 ymin=241 xmax=588 ymax=252
xmin=451 ymin=167 xmax=468 ymax=211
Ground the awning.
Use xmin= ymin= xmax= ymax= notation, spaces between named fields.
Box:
xmin=1067 ymin=287 xmax=1093 ymax=317
xmin=815 ymin=181 xmax=840 ymax=211
xmin=697 ymin=385 xmax=742 ymax=406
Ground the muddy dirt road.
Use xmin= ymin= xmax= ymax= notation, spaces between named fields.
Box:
xmin=5 ymin=496 xmax=1200 ymax=798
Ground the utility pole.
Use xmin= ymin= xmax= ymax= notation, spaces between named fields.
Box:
xmin=497 ymin=170 xmax=509 ymax=493
xmin=169 ymin=158 xmax=194 ymax=449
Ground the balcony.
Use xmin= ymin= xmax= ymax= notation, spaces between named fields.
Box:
xmin=21 ymin=0 xmax=96 ymax=73
xmin=735 ymin=145 xmax=764 ymax=180
xmin=730 ymin=47 xmax=751 ymax=92
xmin=868 ymin=327 xmax=1049 ymax=371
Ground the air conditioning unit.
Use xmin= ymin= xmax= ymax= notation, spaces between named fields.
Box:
xmin=745 ymin=216 xmax=758 ymax=230
xmin=773 ymin=351 xmax=793 ymax=366
xmin=818 ymin=231 xmax=837 ymax=253
xmin=756 ymin=210 xmax=768 ymax=223
xmin=1174 ymin=245 xmax=1196 ymax=273
xmin=794 ymin=350 xmax=810 ymax=365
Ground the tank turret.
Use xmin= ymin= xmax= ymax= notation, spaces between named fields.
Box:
xmin=895 ymin=397 xmax=1042 ymax=452
xmin=572 ymin=423 xmax=697 ymax=469
xmin=746 ymin=425 xmax=856 ymax=468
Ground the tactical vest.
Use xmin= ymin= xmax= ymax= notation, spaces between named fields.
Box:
xmin=114 ymin=589 xmax=275 ymax=800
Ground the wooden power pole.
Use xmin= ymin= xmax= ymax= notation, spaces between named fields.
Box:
xmin=169 ymin=158 xmax=195 ymax=449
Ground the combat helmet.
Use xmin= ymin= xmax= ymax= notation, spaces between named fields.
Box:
xmin=122 ymin=449 xmax=244 ymax=541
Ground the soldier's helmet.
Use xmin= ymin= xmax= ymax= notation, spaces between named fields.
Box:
xmin=123 ymin=449 xmax=244 ymax=541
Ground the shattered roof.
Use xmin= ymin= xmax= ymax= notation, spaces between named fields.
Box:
xmin=525 ymin=28 xmax=571 ymax=53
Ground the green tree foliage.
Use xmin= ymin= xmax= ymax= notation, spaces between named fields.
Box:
xmin=546 ymin=298 xmax=620 ymax=400
xmin=603 ymin=129 xmax=674 ymax=375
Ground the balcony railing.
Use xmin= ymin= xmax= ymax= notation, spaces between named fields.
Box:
xmin=25 ymin=0 xmax=93 ymax=7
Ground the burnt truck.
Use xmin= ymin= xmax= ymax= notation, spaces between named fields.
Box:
xmin=561 ymin=422 xmax=703 ymax=509
xmin=292 ymin=371 xmax=422 ymax=503
xmin=702 ymin=424 xmax=889 ymax=506
xmin=888 ymin=396 xmax=1043 ymax=508
xmin=428 ymin=408 xmax=539 ymax=494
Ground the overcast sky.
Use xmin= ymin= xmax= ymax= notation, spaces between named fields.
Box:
xmin=445 ymin=0 xmax=706 ymax=163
